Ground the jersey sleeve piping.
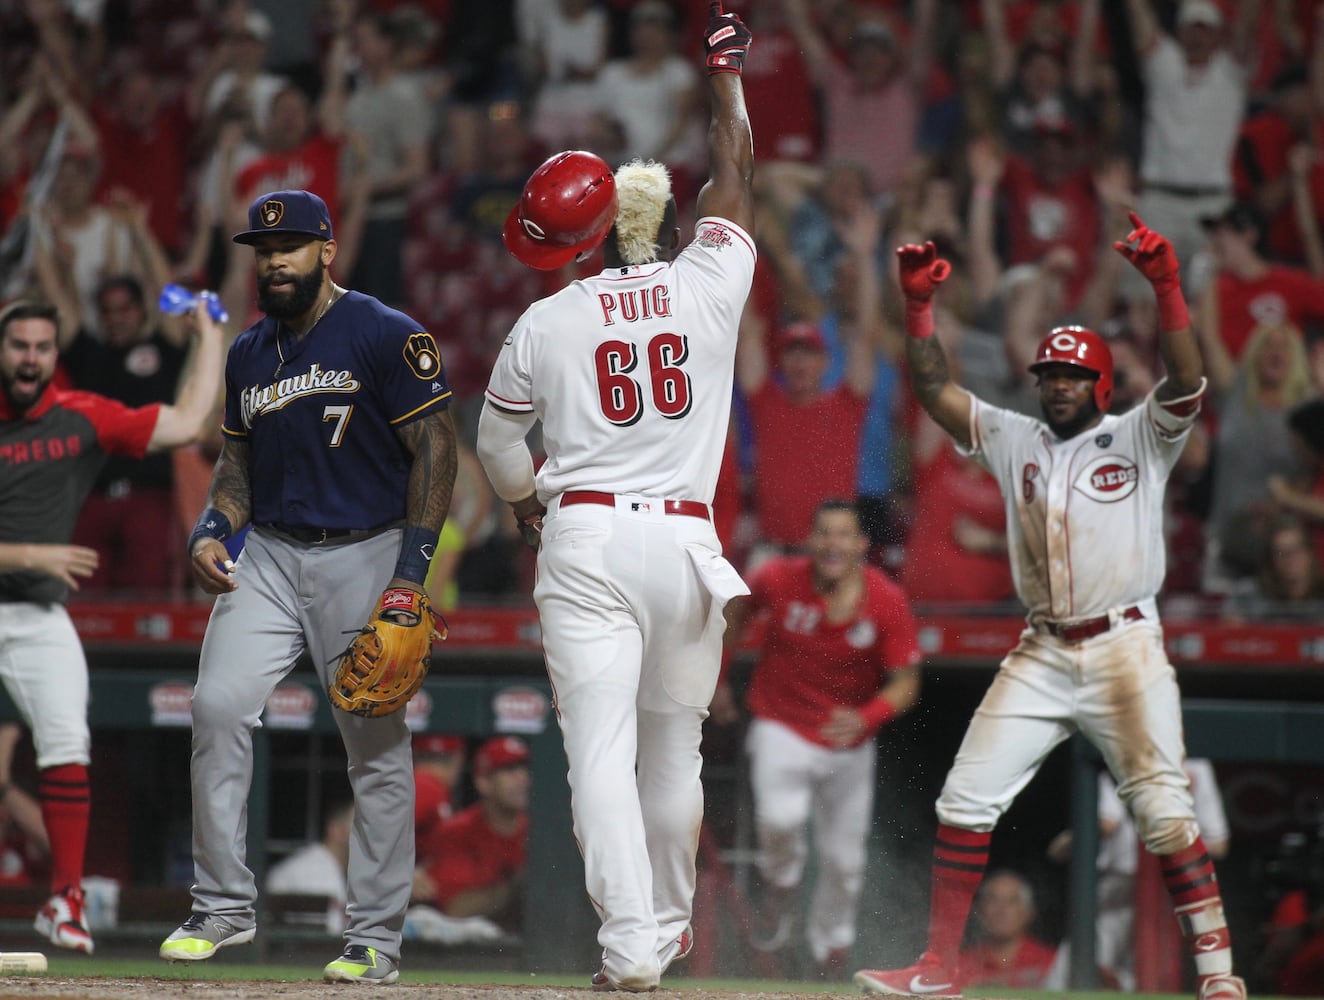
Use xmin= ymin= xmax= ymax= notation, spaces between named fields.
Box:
xmin=388 ymin=391 xmax=452 ymax=425
xmin=221 ymin=425 xmax=248 ymax=439
xmin=484 ymin=388 xmax=534 ymax=411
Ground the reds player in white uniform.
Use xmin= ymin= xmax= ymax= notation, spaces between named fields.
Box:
xmin=852 ymin=215 xmax=1246 ymax=1000
xmin=476 ymin=4 xmax=755 ymax=991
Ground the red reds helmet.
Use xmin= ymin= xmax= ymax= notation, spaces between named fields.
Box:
xmin=1028 ymin=325 xmax=1114 ymax=413
xmin=503 ymin=151 xmax=618 ymax=271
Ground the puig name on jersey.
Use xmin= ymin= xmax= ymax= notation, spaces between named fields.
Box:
xmin=239 ymin=363 xmax=361 ymax=428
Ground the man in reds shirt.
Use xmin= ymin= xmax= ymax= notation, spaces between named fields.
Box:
xmin=0 ymin=298 xmax=223 ymax=953
xmin=412 ymin=732 xmax=465 ymax=873
xmin=711 ymin=499 xmax=921 ymax=979
xmin=420 ymin=736 xmax=529 ymax=932
xmin=958 ymin=870 xmax=1058 ymax=990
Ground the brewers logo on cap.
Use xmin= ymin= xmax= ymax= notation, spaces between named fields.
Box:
xmin=261 ymin=200 xmax=285 ymax=228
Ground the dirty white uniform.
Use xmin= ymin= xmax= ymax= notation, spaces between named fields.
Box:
xmin=484 ymin=217 xmax=754 ymax=987
xmin=938 ymin=381 xmax=1207 ymax=859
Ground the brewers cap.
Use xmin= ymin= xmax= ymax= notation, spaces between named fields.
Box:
xmin=233 ymin=189 xmax=334 ymax=245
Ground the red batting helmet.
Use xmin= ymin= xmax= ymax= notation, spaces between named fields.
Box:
xmin=503 ymin=151 xmax=618 ymax=271
xmin=1028 ymin=325 xmax=1114 ymax=413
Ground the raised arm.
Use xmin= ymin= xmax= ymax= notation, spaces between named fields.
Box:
xmin=694 ymin=2 xmax=755 ymax=235
xmin=146 ymin=303 xmax=226 ymax=452
xmin=1114 ymin=212 xmax=1204 ymax=399
xmin=896 ymin=242 xmax=973 ymax=449
xmin=1124 ymin=0 xmax=1161 ymax=56
xmin=980 ymin=0 xmax=1016 ymax=90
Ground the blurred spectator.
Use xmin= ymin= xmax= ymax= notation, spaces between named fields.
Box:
xmin=412 ymin=733 xmax=465 ymax=872
xmin=1223 ymin=514 xmax=1324 ymax=622
xmin=62 ymin=277 xmax=190 ymax=594
xmin=516 ymin=0 xmax=609 ymax=152
xmin=438 ymin=0 xmax=520 ymax=175
xmin=959 ymin=869 xmax=1058 ymax=989
xmin=191 ymin=6 xmax=286 ymax=138
xmin=91 ymin=65 xmax=191 ymax=257
xmin=265 ymin=800 xmax=353 ymax=936
xmin=784 ymin=0 xmax=935 ymax=201
xmin=590 ymin=2 xmax=703 ymax=185
xmin=980 ymin=0 xmax=1103 ymax=151
xmin=1194 ymin=201 xmax=1324 ymax=362
xmin=901 ymin=399 xmax=1014 ymax=606
xmin=1268 ymin=398 xmax=1324 ymax=564
xmin=343 ymin=10 xmax=435 ymax=309
xmin=425 ymin=438 xmax=495 ymax=612
xmin=735 ymin=0 xmax=819 ymax=165
xmin=712 ymin=499 xmax=921 ymax=980
xmin=1232 ymin=62 xmax=1320 ymax=267
xmin=1123 ymin=0 xmax=1256 ymax=292
xmin=448 ymin=100 xmax=541 ymax=246
xmin=417 ymin=736 xmax=529 ymax=931
xmin=1043 ymin=759 xmax=1229 ymax=991
xmin=1198 ymin=319 xmax=1315 ymax=591
xmin=0 ymin=724 xmax=50 ymax=889
xmin=737 ymin=318 xmax=872 ymax=563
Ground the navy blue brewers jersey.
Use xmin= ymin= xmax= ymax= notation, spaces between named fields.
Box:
xmin=0 ymin=387 xmax=159 ymax=603
xmin=222 ymin=290 xmax=452 ymax=530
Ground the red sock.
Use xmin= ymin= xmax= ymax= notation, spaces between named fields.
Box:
xmin=1160 ymin=836 xmax=1234 ymax=980
xmin=39 ymin=764 xmax=90 ymax=893
xmin=927 ymin=824 xmax=990 ymax=969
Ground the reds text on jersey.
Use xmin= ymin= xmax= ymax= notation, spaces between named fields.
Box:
xmin=0 ymin=388 xmax=158 ymax=603
xmin=222 ymin=291 xmax=451 ymax=530
xmin=485 ymin=217 xmax=756 ymax=503
xmin=965 ymin=382 xmax=1205 ymax=622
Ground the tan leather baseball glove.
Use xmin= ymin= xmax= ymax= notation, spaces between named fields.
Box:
xmin=329 ymin=587 xmax=447 ymax=717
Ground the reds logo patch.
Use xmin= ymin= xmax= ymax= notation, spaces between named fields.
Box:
xmin=403 ymin=332 xmax=442 ymax=379
xmin=1074 ymin=454 xmax=1140 ymax=502
xmin=260 ymin=199 xmax=284 ymax=228
xmin=1022 ymin=463 xmax=1039 ymax=503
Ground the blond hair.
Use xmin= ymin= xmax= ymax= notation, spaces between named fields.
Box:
xmin=612 ymin=159 xmax=672 ymax=265
xmin=1242 ymin=319 xmax=1313 ymax=411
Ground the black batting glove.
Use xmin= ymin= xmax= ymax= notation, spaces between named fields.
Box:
xmin=704 ymin=1 xmax=752 ymax=75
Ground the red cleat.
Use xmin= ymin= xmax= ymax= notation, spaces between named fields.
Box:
xmin=853 ymin=952 xmax=961 ymax=997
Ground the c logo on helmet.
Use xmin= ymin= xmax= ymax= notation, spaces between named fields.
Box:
xmin=261 ymin=200 xmax=284 ymax=228
xmin=1051 ymin=331 xmax=1081 ymax=355
xmin=520 ymin=217 xmax=548 ymax=243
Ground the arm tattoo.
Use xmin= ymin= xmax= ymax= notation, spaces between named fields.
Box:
xmin=207 ymin=438 xmax=253 ymax=529
xmin=395 ymin=409 xmax=458 ymax=534
xmin=905 ymin=335 xmax=951 ymax=409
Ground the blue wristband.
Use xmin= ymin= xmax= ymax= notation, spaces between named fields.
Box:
xmin=393 ymin=524 xmax=439 ymax=586
xmin=188 ymin=508 xmax=233 ymax=554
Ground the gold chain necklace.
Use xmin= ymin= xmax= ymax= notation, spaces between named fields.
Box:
xmin=274 ymin=287 xmax=338 ymax=378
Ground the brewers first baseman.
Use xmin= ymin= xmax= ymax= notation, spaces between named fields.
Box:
xmin=159 ymin=189 xmax=457 ymax=985
xmin=0 ymin=299 xmax=223 ymax=953
xmin=852 ymin=218 xmax=1245 ymax=1000
xmin=476 ymin=5 xmax=756 ymax=989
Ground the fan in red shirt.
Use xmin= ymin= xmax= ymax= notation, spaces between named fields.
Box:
xmin=711 ymin=499 xmax=921 ymax=978
xmin=421 ymin=736 xmax=529 ymax=931
xmin=959 ymin=869 xmax=1059 ymax=989
xmin=1195 ymin=201 xmax=1324 ymax=360
xmin=412 ymin=733 xmax=465 ymax=871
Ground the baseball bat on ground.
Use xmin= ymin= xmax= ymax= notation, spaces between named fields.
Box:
xmin=0 ymin=952 xmax=47 ymax=974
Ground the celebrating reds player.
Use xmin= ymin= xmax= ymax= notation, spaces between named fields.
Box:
xmin=713 ymin=499 xmax=921 ymax=977
xmin=159 ymin=189 xmax=456 ymax=984
xmin=851 ymin=216 xmax=1246 ymax=1000
xmin=0 ymin=298 xmax=223 ymax=953
xmin=475 ymin=4 xmax=755 ymax=990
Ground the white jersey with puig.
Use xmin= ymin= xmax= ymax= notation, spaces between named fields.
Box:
xmin=486 ymin=217 xmax=755 ymax=504
xmin=965 ymin=380 xmax=1205 ymax=623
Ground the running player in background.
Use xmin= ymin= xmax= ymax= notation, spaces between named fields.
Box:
xmin=475 ymin=3 xmax=755 ymax=989
xmin=711 ymin=498 xmax=921 ymax=979
xmin=0 ymin=297 xmax=223 ymax=953
xmin=159 ymin=189 xmax=457 ymax=985
xmin=851 ymin=217 xmax=1246 ymax=1000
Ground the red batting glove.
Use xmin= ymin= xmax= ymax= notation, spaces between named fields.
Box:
xmin=896 ymin=241 xmax=952 ymax=338
xmin=896 ymin=241 xmax=952 ymax=302
xmin=704 ymin=1 xmax=752 ymax=75
xmin=1113 ymin=211 xmax=1189 ymax=330
xmin=1113 ymin=211 xmax=1180 ymax=291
